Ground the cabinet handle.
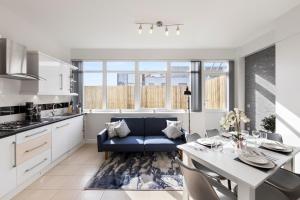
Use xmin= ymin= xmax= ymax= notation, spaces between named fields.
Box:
xmin=25 ymin=129 xmax=48 ymax=138
xmin=60 ymin=74 xmax=63 ymax=90
xmin=12 ymin=141 xmax=16 ymax=168
xmin=24 ymin=158 xmax=48 ymax=173
xmin=25 ymin=142 xmax=48 ymax=153
xmin=56 ymin=123 xmax=69 ymax=129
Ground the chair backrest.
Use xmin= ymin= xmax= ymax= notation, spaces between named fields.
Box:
xmin=206 ymin=129 xmax=220 ymax=138
xmin=260 ymin=131 xmax=283 ymax=143
xmin=268 ymin=133 xmax=283 ymax=143
xmin=176 ymin=158 xmax=220 ymax=200
xmin=186 ymin=133 xmax=201 ymax=143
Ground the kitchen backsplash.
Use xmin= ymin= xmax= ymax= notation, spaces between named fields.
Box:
xmin=0 ymin=102 xmax=69 ymax=116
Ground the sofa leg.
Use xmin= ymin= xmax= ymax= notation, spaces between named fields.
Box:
xmin=105 ymin=151 xmax=109 ymax=160
xmin=178 ymin=150 xmax=183 ymax=160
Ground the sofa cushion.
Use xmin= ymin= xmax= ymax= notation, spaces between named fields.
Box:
xmin=102 ymin=136 xmax=144 ymax=152
xmin=111 ymin=118 xmax=144 ymax=136
xmin=144 ymin=136 xmax=184 ymax=152
xmin=144 ymin=117 xmax=177 ymax=136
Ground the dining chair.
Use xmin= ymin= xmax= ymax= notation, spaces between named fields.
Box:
xmin=263 ymin=132 xmax=300 ymax=200
xmin=206 ymin=129 xmax=220 ymax=137
xmin=186 ymin=133 xmax=232 ymax=190
xmin=176 ymin=157 xmax=236 ymax=200
xmin=176 ymin=157 xmax=289 ymax=200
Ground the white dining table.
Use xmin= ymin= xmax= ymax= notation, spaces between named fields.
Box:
xmin=177 ymin=136 xmax=300 ymax=200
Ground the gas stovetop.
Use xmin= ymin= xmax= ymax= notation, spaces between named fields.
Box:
xmin=0 ymin=121 xmax=41 ymax=131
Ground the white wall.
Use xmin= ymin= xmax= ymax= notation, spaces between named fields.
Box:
xmin=85 ymin=112 xmax=206 ymax=142
xmin=236 ymin=4 xmax=300 ymax=172
xmin=71 ymin=48 xmax=236 ymax=60
xmin=0 ymin=5 xmax=69 ymax=61
xmin=276 ymin=34 xmax=300 ymax=172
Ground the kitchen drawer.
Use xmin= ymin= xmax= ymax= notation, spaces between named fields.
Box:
xmin=17 ymin=125 xmax=51 ymax=144
xmin=17 ymin=149 xmax=51 ymax=185
xmin=16 ymin=133 xmax=51 ymax=165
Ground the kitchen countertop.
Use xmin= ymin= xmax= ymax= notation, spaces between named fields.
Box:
xmin=0 ymin=113 xmax=85 ymax=139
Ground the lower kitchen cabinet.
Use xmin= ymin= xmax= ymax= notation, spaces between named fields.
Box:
xmin=52 ymin=116 xmax=84 ymax=161
xmin=0 ymin=115 xmax=84 ymax=199
xmin=0 ymin=135 xmax=17 ymax=198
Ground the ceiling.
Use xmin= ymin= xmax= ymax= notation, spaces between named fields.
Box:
xmin=1 ymin=0 xmax=300 ymax=49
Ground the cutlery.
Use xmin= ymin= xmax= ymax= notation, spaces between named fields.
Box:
xmin=260 ymin=151 xmax=278 ymax=161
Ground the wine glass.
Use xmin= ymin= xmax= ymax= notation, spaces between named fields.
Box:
xmin=252 ymin=130 xmax=260 ymax=146
xmin=260 ymin=132 xmax=268 ymax=144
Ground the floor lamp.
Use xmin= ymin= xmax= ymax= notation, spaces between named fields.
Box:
xmin=184 ymin=86 xmax=192 ymax=133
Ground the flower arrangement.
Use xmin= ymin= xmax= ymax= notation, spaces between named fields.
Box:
xmin=220 ymin=108 xmax=250 ymax=143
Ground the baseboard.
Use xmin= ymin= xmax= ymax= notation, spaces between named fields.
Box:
xmin=1 ymin=142 xmax=84 ymax=200
xmin=85 ymin=139 xmax=97 ymax=144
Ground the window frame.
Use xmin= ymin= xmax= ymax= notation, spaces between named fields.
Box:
xmin=82 ymin=61 xmax=104 ymax=111
xmin=82 ymin=59 xmax=231 ymax=113
xmin=202 ymin=60 xmax=229 ymax=113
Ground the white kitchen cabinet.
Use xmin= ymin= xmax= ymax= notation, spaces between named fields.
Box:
xmin=20 ymin=51 xmax=72 ymax=95
xmin=0 ymin=135 xmax=17 ymax=198
xmin=52 ymin=116 xmax=83 ymax=161
xmin=70 ymin=116 xmax=84 ymax=148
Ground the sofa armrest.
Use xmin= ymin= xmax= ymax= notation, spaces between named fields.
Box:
xmin=97 ymin=129 xmax=108 ymax=152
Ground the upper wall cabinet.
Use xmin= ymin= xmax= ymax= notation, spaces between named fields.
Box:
xmin=20 ymin=52 xmax=75 ymax=95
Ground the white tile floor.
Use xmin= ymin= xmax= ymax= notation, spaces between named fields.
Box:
xmin=13 ymin=144 xmax=183 ymax=200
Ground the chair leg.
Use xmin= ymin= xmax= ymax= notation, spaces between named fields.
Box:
xmin=105 ymin=151 xmax=109 ymax=160
xmin=227 ymin=180 xmax=232 ymax=191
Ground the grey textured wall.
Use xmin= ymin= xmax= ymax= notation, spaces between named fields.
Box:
xmin=245 ymin=46 xmax=275 ymax=131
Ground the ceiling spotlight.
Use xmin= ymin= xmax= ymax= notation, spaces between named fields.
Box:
xmin=165 ymin=26 xmax=169 ymax=36
xmin=138 ymin=24 xmax=142 ymax=34
xmin=176 ymin=26 xmax=180 ymax=35
xmin=149 ymin=24 xmax=154 ymax=34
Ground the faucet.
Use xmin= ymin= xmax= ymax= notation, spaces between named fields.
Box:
xmin=51 ymin=103 xmax=62 ymax=117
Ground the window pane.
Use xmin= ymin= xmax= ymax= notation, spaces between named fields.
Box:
xmin=141 ymin=73 xmax=166 ymax=108
xmin=107 ymin=73 xmax=135 ymax=109
xmin=139 ymin=61 xmax=167 ymax=71
xmin=107 ymin=61 xmax=135 ymax=71
xmin=170 ymin=62 xmax=191 ymax=72
xmin=83 ymin=72 xmax=103 ymax=109
xmin=171 ymin=73 xmax=190 ymax=109
xmin=205 ymin=74 xmax=227 ymax=110
xmin=83 ymin=61 xmax=103 ymax=71
xmin=203 ymin=61 xmax=229 ymax=73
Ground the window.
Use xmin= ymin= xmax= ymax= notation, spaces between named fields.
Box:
xmin=83 ymin=61 xmax=103 ymax=110
xmin=141 ymin=73 xmax=166 ymax=108
xmin=106 ymin=62 xmax=135 ymax=109
xmin=139 ymin=62 xmax=167 ymax=108
xmin=203 ymin=61 xmax=229 ymax=111
xmin=170 ymin=62 xmax=191 ymax=109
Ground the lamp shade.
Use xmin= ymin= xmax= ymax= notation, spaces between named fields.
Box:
xmin=184 ymin=86 xmax=191 ymax=96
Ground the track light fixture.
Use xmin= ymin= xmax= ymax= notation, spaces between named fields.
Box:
xmin=149 ymin=24 xmax=154 ymax=34
xmin=138 ymin=24 xmax=142 ymax=34
xmin=136 ymin=21 xmax=183 ymax=36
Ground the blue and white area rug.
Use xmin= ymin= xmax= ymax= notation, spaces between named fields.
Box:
xmin=85 ymin=152 xmax=183 ymax=190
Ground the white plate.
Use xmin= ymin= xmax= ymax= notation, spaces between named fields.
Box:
xmin=239 ymin=154 xmax=275 ymax=169
xmin=221 ymin=132 xmax=232 ymax=138
xmin=240 ymin=153 xmax=269 ymax=165
xmin=196 ymin=139 xmax=221 ymax=147
xmin=261 ymin=142 xmax=293 ymax=153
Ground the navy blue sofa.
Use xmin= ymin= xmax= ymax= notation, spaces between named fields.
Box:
xmin=97 ymin=117 xmax=187 ymax=155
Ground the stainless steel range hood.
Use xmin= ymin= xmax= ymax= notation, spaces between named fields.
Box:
xmin=0 ymin=38 xmax=40 ymax=80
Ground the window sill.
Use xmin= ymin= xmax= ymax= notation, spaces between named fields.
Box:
xmin=83 ymin=110 xmax=201 ymax=114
